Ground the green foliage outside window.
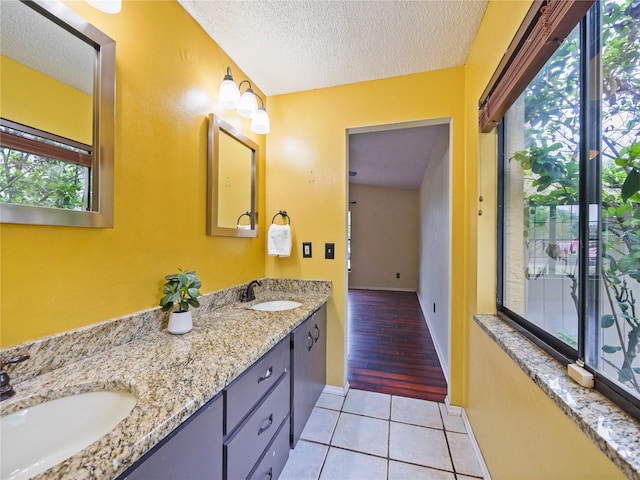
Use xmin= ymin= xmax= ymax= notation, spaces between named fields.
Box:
xmin=0 ymin=147 xmax=89 ymax=210
xmin=509 ymin=0 xmax=640 ymax=395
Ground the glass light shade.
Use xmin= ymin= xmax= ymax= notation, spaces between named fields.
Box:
xmin=86 ymin=0 xmax=122 ymax=13
xmin=251 ymin=107 xmax=270 ymax=134
xmin=218 ymin=79 xmax=240 ymax=110
xmin=237 ymin=90 xmax=258 ymax=118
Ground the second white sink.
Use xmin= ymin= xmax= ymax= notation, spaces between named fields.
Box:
xmin=1 ymin=390 xmax=137 ymax=480
xmin=251 ymin=300 xmax=302 ymax=311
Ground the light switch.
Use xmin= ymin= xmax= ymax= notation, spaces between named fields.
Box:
xmin=302 ymin=242 xmax=312 ymax=258
xmin=325 ymin=243 xmax=334 ymax=260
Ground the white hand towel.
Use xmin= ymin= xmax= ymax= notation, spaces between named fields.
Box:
xmin=268 ymin=224 xmax=292 ymax=257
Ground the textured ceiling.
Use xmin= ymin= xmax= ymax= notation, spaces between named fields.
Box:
xmin=349 ymin=124 xmax=449 ymax=189
xmin=179 ymin=0 xmax=482 ymax=188
xmin=179 ymin=0 xmax=488 ymax=96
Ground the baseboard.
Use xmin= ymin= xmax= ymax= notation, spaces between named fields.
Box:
xmin=461 ymin=407 xmax=492 ymax=480
xmin=444 ymin=397 xmax=462 ymax=416
xmin=323 ymin=382 xmax=350 ymax=396
xmin=348 ymin=286 xmax=416 ymax=292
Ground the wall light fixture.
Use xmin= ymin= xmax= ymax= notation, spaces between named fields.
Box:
xmin=218 ymin=67 xmax=270 ymax=134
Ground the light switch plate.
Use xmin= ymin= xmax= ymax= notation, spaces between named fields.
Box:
xmin=302 ymin=242 xmax=312 ymax=258
xmin=325 ymin=243 xmax=334 ymax=260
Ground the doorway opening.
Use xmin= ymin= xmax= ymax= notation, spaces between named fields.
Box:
xmin=346 ymin=118 xmax=452 ymax=401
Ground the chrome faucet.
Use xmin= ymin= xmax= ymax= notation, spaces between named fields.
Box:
xmin=241 ymin=280 xmax=262 ymax=303
xmin=1 ymin=354 xmax=30 ymax=401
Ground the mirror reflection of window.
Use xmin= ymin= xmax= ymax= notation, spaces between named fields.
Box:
xmin=217 ymin=130 xmax=253 ymax=229
xmin=0 ymin=0 xmax=115 ymax=226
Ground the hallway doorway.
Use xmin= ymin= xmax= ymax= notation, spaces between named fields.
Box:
xmin=346 ymin=118 xmax=452 ymax=400
xmin=347 ymin=289 xmax=447 ymax=402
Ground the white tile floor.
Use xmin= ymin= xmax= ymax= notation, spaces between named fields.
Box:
xmin=280 ymin=389 xmax=484 ymax=480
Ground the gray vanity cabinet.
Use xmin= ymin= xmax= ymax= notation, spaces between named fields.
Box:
xmin=247 ymin=414 xmax=291 ymax=480
xmin=119 ymin=394 xmax=223 ymax=480
xmin=223 ymin=336 xmax=291 ymax=480
xmin=290 ymin=304 xmax=327 ymax=447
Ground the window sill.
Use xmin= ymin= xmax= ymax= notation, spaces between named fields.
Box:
xmin=474 ymin=314 xmax=640 ymax=479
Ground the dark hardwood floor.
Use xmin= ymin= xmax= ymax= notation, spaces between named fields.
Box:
xmin=347 ymin=289 xmax=448 ymax=402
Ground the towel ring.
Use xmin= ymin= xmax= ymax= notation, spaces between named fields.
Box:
xmin=236 ymin=211 xmax=251 ymax=226
xmin=271 ymin=210 xmax=291 ymax=225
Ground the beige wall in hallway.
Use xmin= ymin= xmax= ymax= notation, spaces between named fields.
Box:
xmin=348 ymin=184 xmax=419 ymax=291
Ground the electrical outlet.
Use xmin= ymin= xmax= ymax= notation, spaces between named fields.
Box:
xmin=302 ymin=242 xmax=312 ymax=258
xmin=325 ymin=243 xmax=334 ymax=259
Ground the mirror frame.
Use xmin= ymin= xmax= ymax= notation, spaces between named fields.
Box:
xmin=0 ymin=0 xmax=115 ymax=227
xmin=207 ymin=114 xmax=258 ymax=238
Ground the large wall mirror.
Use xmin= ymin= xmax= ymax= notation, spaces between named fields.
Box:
xmin=0 ymin=0 xmax=115 ymax=227
xmin=207 ymin=114 xmax=258 ymax=238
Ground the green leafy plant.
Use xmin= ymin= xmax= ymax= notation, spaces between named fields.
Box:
xmin=512 ymin=141 xmax=640 ymax=393
xmin=159 ymin=268 xmax=202 ymax=313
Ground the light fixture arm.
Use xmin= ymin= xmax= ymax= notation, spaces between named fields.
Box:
xmin=238 ymin=80 xmax=253 ymax=93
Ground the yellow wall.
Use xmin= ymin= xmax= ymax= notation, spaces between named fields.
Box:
xmin=468 ymin=322 xmax=625 ymax=479
xmin=0 ymin=55 xmax=93 ymax=144
xmin=217 ymin=132 xmax=253 ymax=228
xmin=266 ymin=68 xmax=466 ymax=392
xmin=0 ymin=0 xmax=267 ymax=346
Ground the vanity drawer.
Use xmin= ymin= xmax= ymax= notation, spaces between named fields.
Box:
xmin=247 ymin=415 xmax=290 ymax=480
xmin=225 ymin=372 xmax=290 ymax=480
xmin=225 ymin=336 xmax=290 ymax=434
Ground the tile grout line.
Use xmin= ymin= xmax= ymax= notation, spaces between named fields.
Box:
xmin=299 ymin=440 xmax=464 ymax=479
xmin=436 ymin=397 xmax=460 ymax=479
xmin=302 ymin=391 xmax=485 ymax=479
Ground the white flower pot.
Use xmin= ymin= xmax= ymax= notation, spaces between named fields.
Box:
xmin=168 ymin=310 xmax=193 ymax=334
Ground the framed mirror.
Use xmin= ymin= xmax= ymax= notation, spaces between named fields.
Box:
xmin=207 ymin=114 xmax=258 ymax=238
xmin=0 ymin=0 xmax=115 ymax=227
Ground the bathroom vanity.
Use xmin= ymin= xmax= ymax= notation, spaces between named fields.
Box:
xmin=0 ymin=279 xmax=331 ymax=480
xmin=119 ymin=305 xmax=327 ymax=480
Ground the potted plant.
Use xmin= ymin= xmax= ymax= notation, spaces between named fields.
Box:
xmin=159 ymin=268 xmax=202 ymax=334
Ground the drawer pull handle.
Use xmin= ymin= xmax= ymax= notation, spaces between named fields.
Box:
xmin=258 ymin=367 xmax=273 ymax=383
xmin=266 ymin=467 xmax=273 ymax=479
xmin=313 ymin=324 xmax=320 ymax=342
xmin=258 ymin=414 xmax=274 ymax=435
xmin=307 ymin=333 xmax=314 ymax=351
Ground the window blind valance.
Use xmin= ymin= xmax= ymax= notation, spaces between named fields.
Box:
xmin=478 ymin=0 xmax=595 ymax=133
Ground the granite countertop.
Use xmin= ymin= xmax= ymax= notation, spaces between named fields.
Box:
xmin=474 ymin=314 xmax=640 ymax=480
xmin=0 ymin=279 xmax=331 ymax=480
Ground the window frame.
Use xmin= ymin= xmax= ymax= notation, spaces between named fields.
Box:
xmin=495 ymin=2 xmax=640 ymax=420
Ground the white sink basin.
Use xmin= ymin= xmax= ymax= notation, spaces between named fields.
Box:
xmin=1 ymin=390 xmax=137 ymax=480
xmin=251 ymin=300 xmax=302 ymax=311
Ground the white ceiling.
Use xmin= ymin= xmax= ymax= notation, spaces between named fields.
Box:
xmin=179 ymin=0 xmax=488 ymax=96
xmin=349 ymin=123 xmax=449 ymax=189
xmin=179 ymin=0 xmax=482 ymax=189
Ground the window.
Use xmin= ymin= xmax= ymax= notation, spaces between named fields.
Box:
xmin=0 ymin=120 xmax=92 ymax=211
xmin=498 ymin=0 xmax=640 ymax=416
